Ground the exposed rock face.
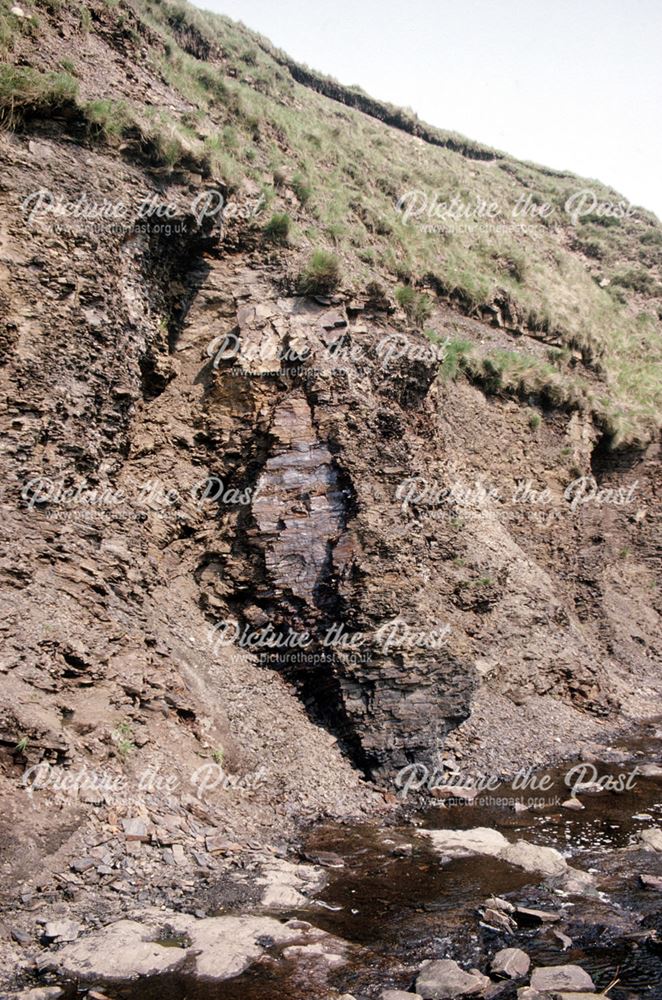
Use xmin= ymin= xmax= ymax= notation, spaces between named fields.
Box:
xmin=0 ymin=10 xmax=660 ymax=939
xmin=252 ymin=391 xmax=345 ymax=605
xmin=195 ymin=281 xmax=478 ymax=772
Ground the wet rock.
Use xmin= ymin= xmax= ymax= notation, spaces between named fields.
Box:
xmin=417 ymin=958 xmax=490 ymax=998
xmin=561 ymin=798 xmax=584 ymax=811
xmin=551 ymin=928 xmax=573 ymax=950
xmin=556 ymin=868 xmax=595 ymax=895
xmin=570 ymin=782 xmax=603 ymax=795
xmin=389 ymin=842 xmax=414 ymax=858
xmin=514 ymin=906 xmax=560 ymax=925
xmin=529 ymin=964 xmax=595 ymax=992
xmin=640 ymin=873 xmax=662 ymax=890
xmin=257 ymin=858 xmax=325 ymax=908
xmin=430 ymin=785 xmax=479 ymax=802
xmin=43 ymin=919 xmax=81 ymax=942
xmin=485 ymin=896 xmax=516 ymax=913
xmin=302 ymin=849 xmax=345 ymax=868
xmin=491 ymin=948 xmax=530 ymax=979
xmin=638 ymin=763 xmax=662 ymax=777
xmin=423 ymin=828 xmax=508 ymax=858
xmin=499 ymin=840 xmax=567 ymax=876
xmin=281 ymin=937 xmax=347 ymax=968
xmin=424 ymin=828 xmax=568 ymax=876
xmin=42 ymin=918 xmax=188 ymax=979
xmin=43 ymin=911 xmax=348 ymax=983
xmin=176 ymin=914 xmax=303 ymax=979
xmin=637 ymin=828 xmax=662 ymax=851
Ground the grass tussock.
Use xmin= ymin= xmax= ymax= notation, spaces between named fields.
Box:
xmin=395 ymin=285 xmax=433 ymax=326
xmin=298 ymin=250 xmax=341 ymax=295
xmin=0 ymin=65 xmax=77 ymax=125
xmin=264 ymin=212 xmax=291 ymax=244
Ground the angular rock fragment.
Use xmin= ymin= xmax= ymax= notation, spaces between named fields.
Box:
xmin=417 ymin=959 xmax=490 ymax=999
xmin=491 ymin=947 xmax=530 ymax=979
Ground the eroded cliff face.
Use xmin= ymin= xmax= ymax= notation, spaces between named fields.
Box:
xmin=150 ymin=260 xmax=481 ymax=775
xmin=0 ymin=77 xmax=660 ymax=926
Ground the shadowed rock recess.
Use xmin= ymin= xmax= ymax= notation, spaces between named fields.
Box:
xmin=0 ymin=1 xmax=661 ymax=989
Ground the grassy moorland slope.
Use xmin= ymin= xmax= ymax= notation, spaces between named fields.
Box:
xmin=1 ymin=0 xmax=661 ymax=445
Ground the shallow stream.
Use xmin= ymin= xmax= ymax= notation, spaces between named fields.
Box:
xmin=55 ymin=724 xmax=662 ymax=1000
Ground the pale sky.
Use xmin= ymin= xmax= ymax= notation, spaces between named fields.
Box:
xmin=192 ymin=0 xmax=662 ymax=219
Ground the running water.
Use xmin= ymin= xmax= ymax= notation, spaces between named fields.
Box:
xmin=52 ymin=723 xmax=662 ymax=1000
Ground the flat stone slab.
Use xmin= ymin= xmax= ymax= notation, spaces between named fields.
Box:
xmin=43 ymin=919 xmax=188 ymax=980
xmin=422 ymin=828 xmax=509 ymax=858
xmin=10 ymin=990 xmax=64 ymax=1000
xmin=515 ymin=906 xmax=561 ymax=924
xmin=530 ymin=964 xmax=595 ymax=993
xmin=417 ymin=958 xmax=490 ymax=999
xmin=43 ymin=920 xmax=81 ymax=942
xmin=422 ymin=828 xmax=568 ymax=875
xmin=43 ymin=911 xmax=349 ymax=982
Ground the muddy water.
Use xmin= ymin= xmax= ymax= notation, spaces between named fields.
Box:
xmin=54 ymin=726 xmax=662 ymax=1000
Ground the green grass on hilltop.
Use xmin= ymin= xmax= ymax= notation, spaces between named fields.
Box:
xmin=0 ymin=0 xmax=660 ymax=445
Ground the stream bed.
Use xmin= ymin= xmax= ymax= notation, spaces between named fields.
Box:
xmin=52 ymin=724 xmax=662 ymax=1000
